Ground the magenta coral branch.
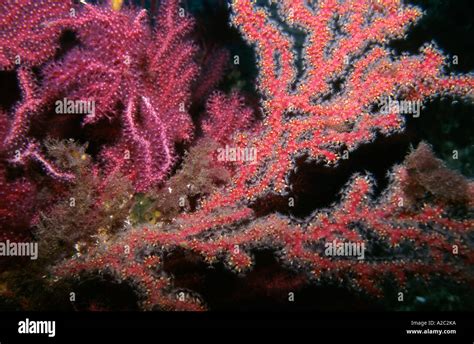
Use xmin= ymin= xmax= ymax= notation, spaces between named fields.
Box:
xmin=122 ymin=97 xmax=154 ymax=183
xmin=3 ymin=68 xmax=42 ymax=149
xmin=10 ymin=142 xmax=75 ymax=181
xmin=141 ymin=96 xmax=173 ymax=180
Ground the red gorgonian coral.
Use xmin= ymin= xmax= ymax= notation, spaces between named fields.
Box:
xmin=202 ymin=0 xmax=474 ymax=209
xmin=56 ymin=155 xmax=474 ymax=310
xmin=53 ymin=0 xmax=474 ymax=311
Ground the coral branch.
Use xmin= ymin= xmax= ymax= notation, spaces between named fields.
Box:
xmin=3 ymin=68 xmax=43 ymax=149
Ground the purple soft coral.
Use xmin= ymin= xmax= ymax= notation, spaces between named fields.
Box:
xmin=41 ymin=0 xmax=198 ymax=191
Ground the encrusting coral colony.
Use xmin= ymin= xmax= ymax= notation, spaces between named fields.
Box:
xmin=0 ymin=0 xmax=473 ymax=311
